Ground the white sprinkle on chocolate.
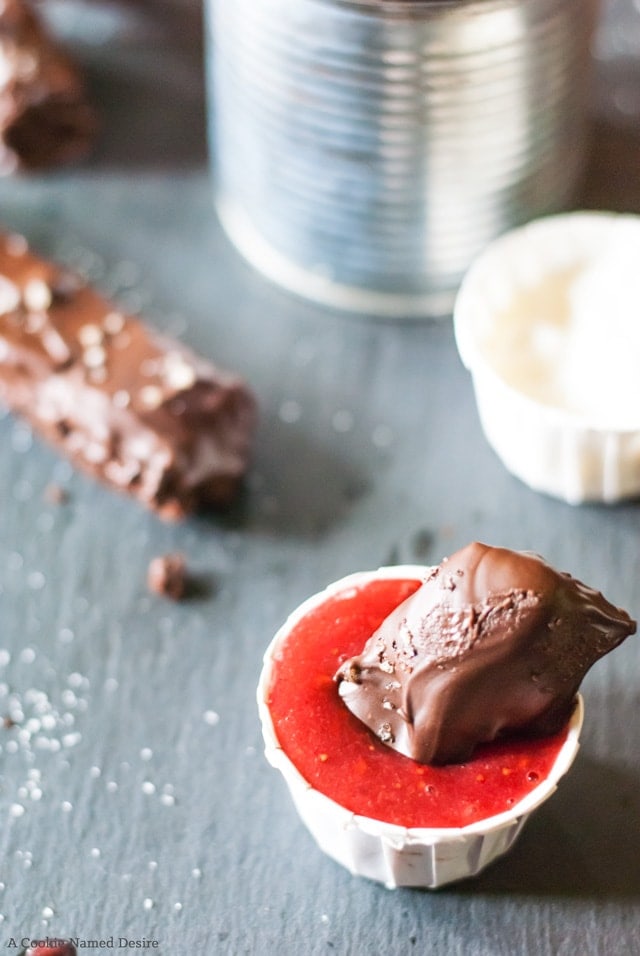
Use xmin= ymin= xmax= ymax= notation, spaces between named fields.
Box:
xmin=164 ymin=352 xmax=196 ymax=390
xmin=23 ymin=278 xmax=52 ymax=312
xmin=83 ymin=344 xmax=107 ymax=369
xmin=139 ymin=385 xmax=163 ymax=409
xmin=112 ymin=389 xmax=131 ymax=409
xmin=378 ymin=723 xmax=394 ymax=744
xmin=103 ymin=311 xmax=125 ymax=335
xmin=78 ymin=324 xmax=104 ymax=348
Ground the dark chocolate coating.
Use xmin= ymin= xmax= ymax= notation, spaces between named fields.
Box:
xmin=0 ymin=0 xmax=96 ymax=172
xmin=0 ymin=233 xmax=257 ymax=519
xmin=336 ymin=543 xmax=636 ymax=764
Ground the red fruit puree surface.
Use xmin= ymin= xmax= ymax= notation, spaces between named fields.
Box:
xmin=267 ymin=577 xmax=569 ymax=829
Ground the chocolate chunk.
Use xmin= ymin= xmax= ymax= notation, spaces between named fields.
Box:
xmin=0 ymin=0 xmax=96 ymax=172
xmin=147 ymin=552 xmax=187 ymax=600
xmin=336 ymin=542 xmax=636 ymax=765
xmin=0 ymin=233 xmax=257 ymax=518
xmin=43 ymin=482 xmax=68 ymax=505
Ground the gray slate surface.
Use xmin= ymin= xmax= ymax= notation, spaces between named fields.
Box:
xmin=0 ymin=2 xmax=639 ymax=954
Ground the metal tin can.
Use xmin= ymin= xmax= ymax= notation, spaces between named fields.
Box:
xmin=207 ymin=0 xmax=599 ymax=318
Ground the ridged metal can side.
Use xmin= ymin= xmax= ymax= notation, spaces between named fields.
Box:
xmin=207 ymin=0 xmax=598 ymax=318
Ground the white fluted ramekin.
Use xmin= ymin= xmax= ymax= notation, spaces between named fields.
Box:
xmin=258 ymin=567 xmax=584 ymax=889
xmin=454 ymin=212 xmax=640 ymax=504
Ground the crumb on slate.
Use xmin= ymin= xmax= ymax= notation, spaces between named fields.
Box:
xmin=147 ymin=552 xmax=188 ymax=600
xmin=43 ymin=483 xmax=69 ymax=505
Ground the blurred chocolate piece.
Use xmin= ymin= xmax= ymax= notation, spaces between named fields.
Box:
xmin=147 ymin=552 xmax=187 ymax=600
xmin=0 ymin=232 xmax=257 ymax=518
xmin=336 ymin=542 xmax=636 ymax=764
xmin=0 ymin=0 xmax=95 ymax=172
xmin=43 ymin=481 xmax=68 ymax=504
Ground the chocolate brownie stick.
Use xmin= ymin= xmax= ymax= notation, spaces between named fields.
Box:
xmin=0 ymin=232 xmax=257 ymax=518
xmin=0 ymin=0 xmax=96 ymax=173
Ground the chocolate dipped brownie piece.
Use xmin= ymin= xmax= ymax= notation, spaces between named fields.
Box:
xmin=0 ymin=232 xmax=257 ymax=518
xmin=0 ymin=0 xmax=96 ymax=172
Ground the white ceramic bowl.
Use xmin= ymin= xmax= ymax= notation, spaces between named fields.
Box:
xmin=258 ymin=567 xmax=584 ymax=889
xmin=454 ymin=211 xmax=640 ymax=504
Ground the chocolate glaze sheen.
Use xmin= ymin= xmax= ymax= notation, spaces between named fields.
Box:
xmin=336 ymin=543 xmax=636 ymax=765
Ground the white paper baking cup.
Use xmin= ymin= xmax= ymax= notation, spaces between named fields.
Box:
xmin=257 ymin=567 xmax=584 ymax=889
xmin=454 ymin=212 xmax=640 ymax=504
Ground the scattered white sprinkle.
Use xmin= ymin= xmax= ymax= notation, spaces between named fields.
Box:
xmin=372 ymin=423 xmax=394 ymax=449
xmin=203 ymin=710 xmax=220 ymax=727
xmin=58 ymin=627 xmax=74 ymax=644
xmin=90 ymin=848 xmax=101 ymax=859
xmin=61 ymin=801 xmax=73 ymax=812
xmin=106 ymin=781 xmax=118 ymax=793
xmin=0 ymin=650 xmax=10 ymax=667
xmin=104 ymin=677 xmax=119 ymax=693
xmin=90 ymin=766 xmax=102 ymax=779
xmin=68 ymin=672 xmax=86 ymax=689
xmin=148 ymin=860 xmax=158 ymax=871
xmin=332 ymin=409 xmax=354 ymax=433
xmin=61 ymin=690 xmax=78 ymax=708
xmin=143 ymin=898 xmax=154 ymax=911
xmin=142 ymin=781 xmax=156 ymax=795
xmin=278 ymin=399 xmax=302 ymax=424
xmin=7 ymin=551 xmax=23 ymax=571
xmin=160 ymin=793 xmax=175 ymax=807
xmin=321 ymin=914 xmax=330 ymax=925
xmin=30 ymin=788 xmax=42 ymax=801
xmin=62 ymin=732 xmax=82 ymax=748
xmin=27 ymin=571 xmax=46 ymax=591
xmin=41 ymin=906 xmax=54 ymax=919
xmin=6 ymin=740 xmax=18 ymax=754
xmin=140 ymin=747 xmax=153 ymax=761
xmin=9 ymin=803 xmax=25 ymax=818
xmin=20 ymin=647 xmax=36 ymax=663
xmin=191 ymin=868 xmax=201 ymax=879
xmin=173 ymin=902 xmax=183 ymax=913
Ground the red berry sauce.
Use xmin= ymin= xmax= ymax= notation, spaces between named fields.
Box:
xmin=267 ymin=576 xmax=569 ymax=829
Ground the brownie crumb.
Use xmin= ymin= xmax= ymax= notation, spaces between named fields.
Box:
xmin=147 ymin=553 xmax=188 ymax=600
xmin=43 ymin=483 xmax=68 ymax=505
